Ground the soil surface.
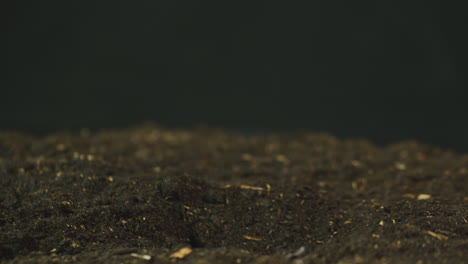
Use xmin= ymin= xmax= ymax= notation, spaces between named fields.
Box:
xmin=0 ymin=124 xmax=467 ymax=263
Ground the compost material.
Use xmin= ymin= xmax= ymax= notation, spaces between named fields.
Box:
xmin=0 ymin=124 xmax=466 ymax=263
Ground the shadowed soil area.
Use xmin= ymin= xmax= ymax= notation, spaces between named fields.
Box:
xmin=0 ymin=124 xmax=467 ymax=263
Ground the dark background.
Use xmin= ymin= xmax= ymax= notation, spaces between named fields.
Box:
xmin=4 ymin=1 xmax=468 ymax=152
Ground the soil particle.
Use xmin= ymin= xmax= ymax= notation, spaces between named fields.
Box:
xmin=0 ymin=124 xmax=466 ymax=263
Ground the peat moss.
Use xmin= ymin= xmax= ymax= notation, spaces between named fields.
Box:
xmin=0 ymin=124 xmax=466 ymax=263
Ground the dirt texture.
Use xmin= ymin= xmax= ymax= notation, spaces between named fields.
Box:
xmin=0 ymin=124 xmax=467 ymax=263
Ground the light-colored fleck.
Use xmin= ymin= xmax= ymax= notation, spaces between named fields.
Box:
xmin=417 ymin=194 xmax=431 ymax=200
xmin=240 ymin=185 xmax=264 ymax=191
xmin=276 ymin=154 xmax=290 ymax=164
xmin=130 ymin=253 xmax=152 ymax=260
xmin=351 ymin=160 xmax=362 ymax=167
xmin=395 ymin=162 xmax=406 ymax=170
xmin=243 ymin=235 xmax=262 ymax=241
xmin=169 ymin=247 xmax=192 ymax=259
xmin=241 ymin=153 xmax=253 ymax=161
xmin=426 ymin=230 xmax=448 ymax=240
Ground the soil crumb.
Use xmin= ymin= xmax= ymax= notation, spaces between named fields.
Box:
xmin=0 ymin=124 xmax=467 ymax=263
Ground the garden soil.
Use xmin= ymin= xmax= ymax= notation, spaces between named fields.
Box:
xmin=0 ymin=124 xmax=466 ymax=263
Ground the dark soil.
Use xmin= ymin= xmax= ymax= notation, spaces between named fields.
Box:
xmin=0 ymin=124 xmax=467 ymax=263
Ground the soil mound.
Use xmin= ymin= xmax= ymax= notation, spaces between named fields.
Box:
xmin=0 ymin=125 xmax=466 ymax=263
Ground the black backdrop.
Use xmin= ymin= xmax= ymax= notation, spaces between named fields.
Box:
xmin=4 ymin=1 xmax=468 ymax=152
